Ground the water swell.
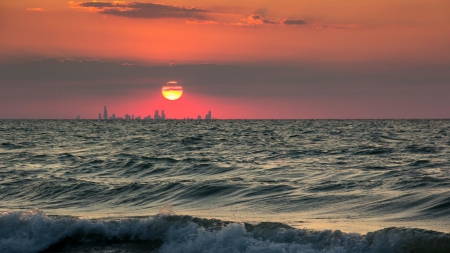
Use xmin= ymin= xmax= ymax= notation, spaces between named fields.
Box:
xmin=1 ymin=120 xmax=450 ymax=240
xmin=1 ymin=142 xmax=23 ymax=150
xmin=1 ymin=210 xmax=449 ymax=253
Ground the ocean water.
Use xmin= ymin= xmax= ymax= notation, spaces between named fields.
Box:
xmin=1 ymin=119 xmax=449 ymax=253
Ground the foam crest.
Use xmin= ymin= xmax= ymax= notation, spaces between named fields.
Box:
xmin=160 ymin=223 xmax=342 ymax=253
xmin=0 ymin=209 xmax=165 ymax=253
xmin=1 ymin=210 xmax=449 ymax=253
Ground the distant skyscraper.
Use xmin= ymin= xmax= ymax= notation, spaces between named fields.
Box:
xmin=154 ymin=110 xmax=166 ymax=120
xmin=103 ymin=106 xmax=108 ymax=120
xmin=197 ymin=115 xmax=202 ymax=120
xmin=205 ymin=111 xmax=212 ymax=120
xmin=98 ymin=113 xmax=102 ymax=120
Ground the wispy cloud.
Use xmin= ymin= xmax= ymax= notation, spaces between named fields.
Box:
xmin=71 ymin=1 xmax=209 ymax=19
xmin=312 ymin=24 xmax=364 ymax=30
xmin=236 ymin=14 xmax=307 ymax=26
xmin=243 ymin=14 xmax=279 ymax=25
xmin=185 ymin=20 xmax=219 ymax=25
xmin=26 ymin=8 xmax=45 ymax=12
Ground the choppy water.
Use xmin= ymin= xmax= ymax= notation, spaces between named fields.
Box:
xmin=1 ymin=120 xmax=449 ymax=253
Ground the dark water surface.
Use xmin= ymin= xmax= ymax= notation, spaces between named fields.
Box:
xmin=1 ymin=120 xmax=449 ymax=252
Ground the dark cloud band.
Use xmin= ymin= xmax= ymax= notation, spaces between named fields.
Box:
xmin=282 ymin=19 xmax=307 ymax=25
xmin=77 ymin=1 xmax=208 ymax=19
xmin=75 ymin=2 xmax=309 ymax=26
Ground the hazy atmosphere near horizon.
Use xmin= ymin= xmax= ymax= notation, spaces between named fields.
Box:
xmin=1 ymin=0 xmax=450 ymax=119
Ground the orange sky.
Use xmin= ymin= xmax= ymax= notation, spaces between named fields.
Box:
xmin=0 ymin=1 xmax=450 ymax=118
xmin=2 ymin=0 xmax=449 ymax=64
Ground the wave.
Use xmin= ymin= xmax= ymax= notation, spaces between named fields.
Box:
xmin=1 ymin=142 xmax=23 ymax=150
xmin=1 ymin=210 xmax=449 ymax=253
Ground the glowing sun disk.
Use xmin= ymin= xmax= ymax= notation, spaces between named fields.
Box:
xmin=162 ymin=84 xmax=183 ymax=100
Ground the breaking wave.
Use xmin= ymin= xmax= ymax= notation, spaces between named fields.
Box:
xmin=1 ymin=210 xmax=449 ymax=253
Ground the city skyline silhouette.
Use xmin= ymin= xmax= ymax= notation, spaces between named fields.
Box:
xmin=94 ymin=106 xmax=212 ymax=120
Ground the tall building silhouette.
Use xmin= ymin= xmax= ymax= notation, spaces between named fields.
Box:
xmin=205 ymin=111 xmax=212 ymax=120
xmin=103 ymin=106 xmax=108 ymax=120
xmin=154 ymin=110 xmax=166 ymax=120
xmin=94 ymin=106 xmax=212 ymax=120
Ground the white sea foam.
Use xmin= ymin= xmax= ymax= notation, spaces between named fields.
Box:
xmin=1 ymin=210 xmax=449 ymax=253
xmin=0 ymin=209 xmax=163 ymax=253
xmin=160 ymin=222 xmax=348 ymax=253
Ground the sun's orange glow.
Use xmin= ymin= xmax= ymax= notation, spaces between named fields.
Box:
xmin=162 ymin=82 xmax=183 ymax=100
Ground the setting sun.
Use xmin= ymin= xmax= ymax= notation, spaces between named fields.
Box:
xmin=162 ymin=81 xmax=183 ymax=100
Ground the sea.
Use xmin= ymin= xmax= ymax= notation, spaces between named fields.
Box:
xmin=1 ymin=119 xmax=449 ymax=253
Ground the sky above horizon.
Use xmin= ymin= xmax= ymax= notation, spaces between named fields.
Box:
xmin=1 ymin=0 xmax=449 ymax=119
